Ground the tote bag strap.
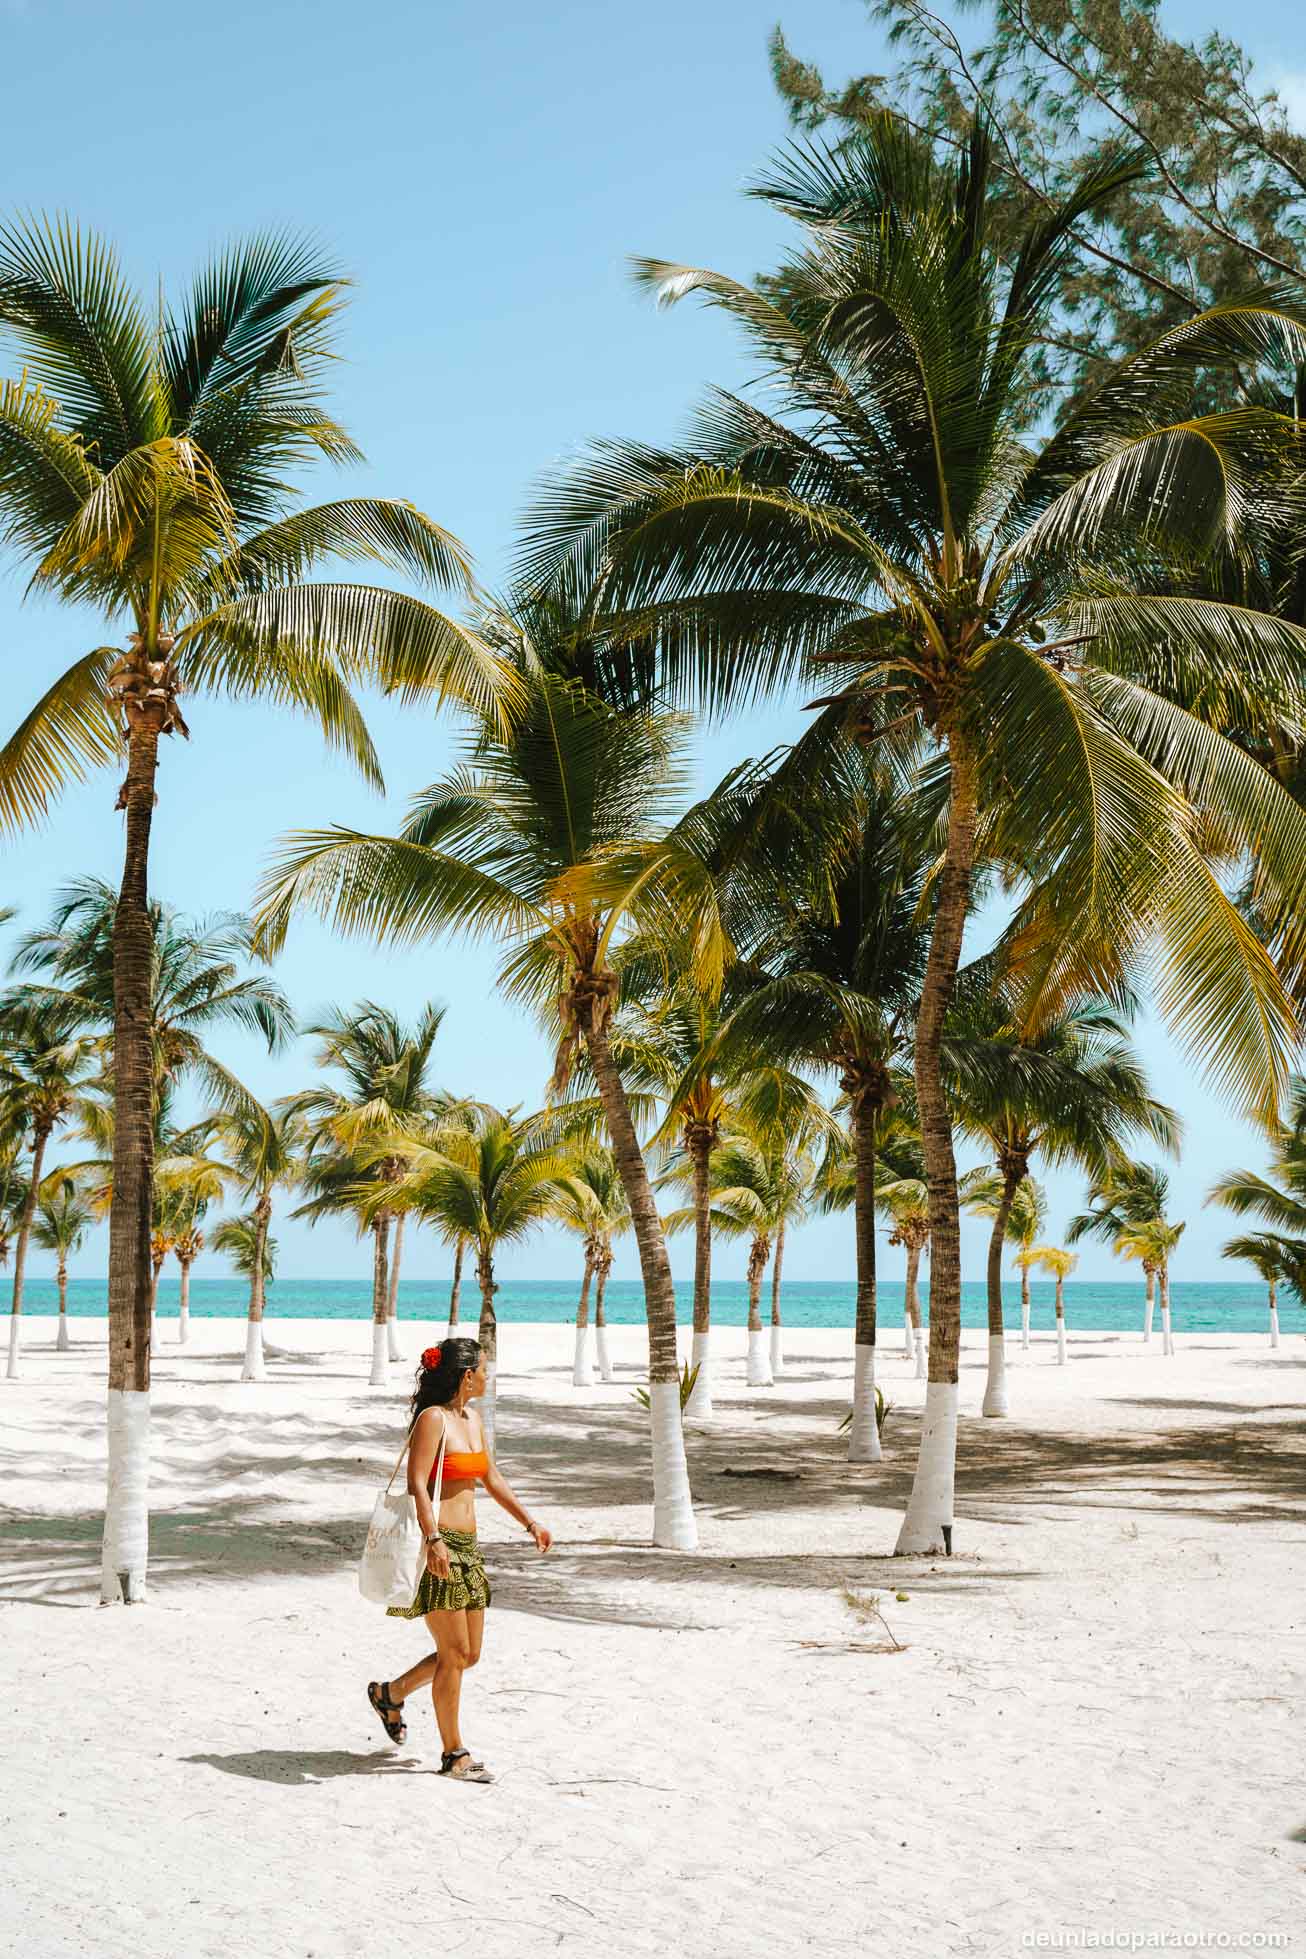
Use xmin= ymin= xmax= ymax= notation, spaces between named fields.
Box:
xmin=384 ymin=1412 xmax=448 ymax=1498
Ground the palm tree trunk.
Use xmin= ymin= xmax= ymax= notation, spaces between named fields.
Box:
xmin=103 ymin=716 xmax=162 ymax=1606
xmin=1020 ymin=1258 xmax=1032 ymax=1349
xmin=897 ymin=737 xmax=979 ymax=1555
xmin=684 ymin=1130 xmax=715 ymax=1425
xmin=594 ymin=1244 xmax=614 ymax=1382
xmin=386 ymin=1210 xmax=405 ymax=1362
xmin=7 ymin=1123 xmax=49 ymax=1380
xmin=1142 ymin=1266 xmax=1155 ymax=1342
xmin=369 ymin=1216 xmax=391 ymax=1387
xmin=769 ymin=1216 xmax=786 ymax=1379
xmin=447 ymin=1237 xmax=464 ymax=1336
xmin=745 ymin=1237 xmax=772 ymax=1386
xmin=981 ymin=1172 xmax=1018 ymax=1419
xmin=1055 ymin=1272 xmax=1067 ymax=1365
xmin=572 ymin=1249 xmax=595 ymax=1386
xmin=475 ymin=1245 xmax=498 ymax=1450
xmin=848 ymin=1097 xmax=881 ymax=1463
xmin=56 ymin=1256 xmax=71 ymax=1352
xmin=1160 ymin=1263 xmax=1174 ymax=1356
xmin=1268 ymin=1277 xmax=1280 ymax=1348
xmin=906 ymin=1241 xmax=927 ymax=1379
xmin=583 ymin=1013 xmax=695 ymax=1550
xmin=242 ymin=1199 xmax=269 ymax=1382
xmin=177 ymin=1256 xmax=191 ymax=1344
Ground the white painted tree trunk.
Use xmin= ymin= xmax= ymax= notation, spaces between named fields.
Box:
xmin=914 ymin=1327 xmax=927 ymax=1379
xmin=475 ymin=1360 xmax=497 ymax=1453
xmin=894 ymin=1379 xmax=957 ymax=1554
xmin=6 ymin=1312 xmax=20 ymax=1379
xmin=684 ymin=1329 xmax=713 ymax=1425
xmin=649 ymin=1380 xmax=697 ymax=1551
xmin=1269 ymin=1306 xmax=1280 ymax=1347
xmin=746 ymin=1326 xmax=773 ymax=1387
xmin=241 ymin=1318 xmax=265 ymax=1382
xmin=1143 ymin=1274 xmax=1154 ymax=1343
xmin=1161 ymin=1304 xmax=1173 ymax=1356
xmin=848 ymin=1343 xmax=882 ymax=1463
xmin=595 ymin=1323 xmax=614 ymax=1383
xmin=903 ymin=1304 xmax=914 ymax=1357
xmin=769 ymin=1321 xmax=784 ymax=1378
xmin=572 ymin=1322 xmax=594 ymax=1386
xmin=57 ymin=1310 xmax=71 ymax=1352
xmin=386 ymin=1214 xmax=405 ymax=1363
xmin=100 ymin=1389 xmax=150 ymax=1603
xmin=1056 ymin=1314 xmax=1067 ymax=1365
xmin=177 ymin=1268 xmax=190 ymax=1345
xmin=1020 ymin=1294 xmax=1031 ymax=1350
xmin=981 ymin=1333 xmax=1009 ymax=1417
xmin=386 ymin=1316 xmax=403 ymax=1362
xmin=369 ymin=1320 xmax=389 ymax=1387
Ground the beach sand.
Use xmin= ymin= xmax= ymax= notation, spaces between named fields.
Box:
xmin=1 ymin=1315 xmax=1302 ymax=1959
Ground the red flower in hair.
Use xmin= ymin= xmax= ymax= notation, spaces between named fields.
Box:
xmin=421 ymin=1345 xmax=443 ymax=1370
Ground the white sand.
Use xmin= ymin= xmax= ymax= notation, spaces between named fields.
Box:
xmin=2 ymin=1314 xmax=1303 ymax=1959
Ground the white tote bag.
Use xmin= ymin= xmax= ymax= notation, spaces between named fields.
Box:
xmin=358 ymin=1418 xmax=446 ymax=1607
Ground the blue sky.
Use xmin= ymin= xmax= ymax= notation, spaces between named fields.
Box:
xmin=1 ymin=0 xmax=1302 ymax=1287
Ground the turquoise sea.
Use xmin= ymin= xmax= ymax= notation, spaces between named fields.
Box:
xmin=22 ymin=1276 xmax=1292 ymax=1334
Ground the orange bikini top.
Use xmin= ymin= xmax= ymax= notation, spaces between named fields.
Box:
xmin=433 ymin=1450 xmax=488 ymax=1487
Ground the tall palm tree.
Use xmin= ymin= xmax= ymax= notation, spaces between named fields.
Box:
xmin=1069 ymin=1161 xmax=1175 ymax=1340
xmin=255 ymin=645 xmax=737 ymax=1549
xmin=1116 ymin=1217 xmax=1187 ymax=1354
xmin=8 ymin=880 xmax=293 ymax=1115
xmin=211 ymin=1214 xmax=277 ymax=1301
xmin=525 ymin=115 xmax=1306 ymax=1551
xmin=0 ymin=999 xmax=97 ymax=1377
xmin=558 ymin=1142 xmax=631 ymax=1383
xmin=1030 ymin=1245 xmax=1079 ymax=1363
xmin=211 ymin=1103 xmax=300 ymax=1381
xmin=154 ymin=1147 xmax=229 ymax=1343
xmin=879 ymin=1174 xmax=932 ymax=1377
xmin=972 ymin=1176 xmax=1048 ymax=1353
xmin=33 ymin=1181 xmax=94 ymax=1351
xmin=708 ymin=754 xmax=930 ymax=1459
xmin=0 ymin=222 xmax=502 ymax=1602
xmin=948 ymin=988 xmax=1176 ymax=1415
xmin=383 ymin=1107 xmax=568 ymax=1446
xmin=284 ymin=1000 xmax=446 ymax=1368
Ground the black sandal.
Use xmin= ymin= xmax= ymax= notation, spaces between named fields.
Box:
xmin=440 ymin=1748 xmax=494 ymax=1783
xmin=367 ymin=1680 xmax=407 ymax=1745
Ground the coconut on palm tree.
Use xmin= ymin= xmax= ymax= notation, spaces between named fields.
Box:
xmin=0 ymin=222 xmax=504 ymax=1601
xmin=525 ymin=114 xmax=1306 ymax=1551
xmin=33 ymin=1180 xmax=94 ymax=1351
xmin=0 ymin=998 xmax=98 ymax=1378
xmin=255 ymin=632 xmax=748 ymax=1550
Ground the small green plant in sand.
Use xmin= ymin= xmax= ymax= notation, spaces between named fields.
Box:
xmin=837 ymin=1386 xmax=892 ymax=1436
xmin=841 ymin=1586 xmax=907 ymax=1653
xmin=633 ymin=1362 xmax=699 ymax=1413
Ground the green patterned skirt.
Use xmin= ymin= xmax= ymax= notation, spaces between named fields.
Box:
xmin=386 ymin=1526 xmax=492 ymax=1618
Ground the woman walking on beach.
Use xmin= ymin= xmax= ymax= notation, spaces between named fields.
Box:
xmin=368 ymin=1338 xmax=551 ymax=1781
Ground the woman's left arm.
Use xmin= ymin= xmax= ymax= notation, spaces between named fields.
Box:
xmin=481 ymin=1438 xmax=552 ymax=1552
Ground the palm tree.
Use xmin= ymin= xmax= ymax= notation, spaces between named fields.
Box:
xmin=1030 ymin=1245 xmax=1079 ymax=1363
xmin=382 ymin=1107 xmax=568 ymax=1446
xmin=1001 ymin=1180 xmax=1048 ymax=1352
xmin=211 ymin=1214 xmax=277 ymax=1302
xmin=0 ymin=999 xmax=97 ymax=1378
xmin=153 ymin=1147 xmax=229 ymax=1343
xmin=879 ymin=1174 xmax=931 ymax=1377
xmin=8 ymin=880 xmax=293 ymax=1115
xmin=33 ymin=1181 xmax=94 ymax=1351
xmin=0 ymin=1142 xmax=30 ymax=1276
xmin=0 ymin=222 xmax=500 ymax=1602
xmin=560 ymin=1143 xmax=631 ymax=1383
xmin=211 ymin=1104 xmax=300 ymax=1381
xmin=949 ymin=990 xmax=1176 ymax=1415
xmin=526 ymin=115 xmax=1306 ymax=1552
xmin=1208 ymin=1085 xmax=1306 ymax=1349
xmin=1069 ymin=1162 xmax=1176 ymax=1341
xmin=283 ymin=1000 xmax=446 ymax=1370
xmin=707 ymin=755 xmax=930 ymax=1460
xmin=255 ymin=637 xmax=736 ymax=1549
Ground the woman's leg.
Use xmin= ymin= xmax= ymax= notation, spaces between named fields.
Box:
xmin=384 ymin=1646 xmax=440 ymax=1707
xmin=426 ymin=1607 xmax=479 ymax=1755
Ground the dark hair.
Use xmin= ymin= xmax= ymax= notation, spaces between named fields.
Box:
xmin=410 ymin=1337 xmax=482 ymax=1419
